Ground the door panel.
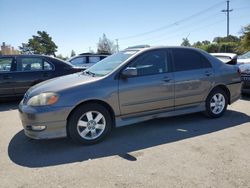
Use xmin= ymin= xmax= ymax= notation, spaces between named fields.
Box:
xmin=171 ymin=48 xmax=213 ymax=107
xmin=118 ymin=49 xmax=174 ymax=115
xmin=174 ymin=68 xmax=213 ymax=107
xmin=0 ymin=57 xmax=15 ymax=97
xmin=14 ymin=57 xmax=54 ymax=95
xmin=119 ymin=73 xmax=174 ymax=115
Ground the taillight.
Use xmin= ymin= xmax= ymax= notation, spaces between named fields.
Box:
xmin=237 ymin=68 xmax=241 ymax=76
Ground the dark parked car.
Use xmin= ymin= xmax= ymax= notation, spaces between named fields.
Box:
xmin=19 ymin=46 xmax=241 ymax=145
xmin=0 ymin=55 xmax=83 ymax=98
xmin=239 ymin=63 xmax=250 ymax=94
xmin=68 ymin=53 xmax=109 ymax=69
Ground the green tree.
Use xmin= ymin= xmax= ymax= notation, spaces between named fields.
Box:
xmin=19 ymin=43 xmax=32 ymax=54
xmin=181 ymin=38 xmax=191 ymax=47
xmin=213 ymin=35 xmax=240 ymax=43
xmin=239 ymin=24 xmax=250 ymax=53
xmin=20 ymin=31 xmax=58 ymax=56
xmin=56 ymin=54 xmax=68 ymax=61
xmin=71 ymin=50 xmax=76 ymax=57
xmin=97 ymin=34 xmax=116 ymax=54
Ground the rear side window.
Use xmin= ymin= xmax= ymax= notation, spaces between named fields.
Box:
xmin=18 ymin=57 xmax=54 ymax=71
xmin=44 ymin=61 xmax=53 ymax=70
xmin=172 ymin=49 xmax=211 ymax=72
xmin=70 ymin=57 xmax=87 ymax=65
xmin=89 ymin=56 xmax=101 ymax=64
xmin=20 ymin=58 xmax=43 ymax=71
xmin=0 ymin=58 xmax=12 ymax=72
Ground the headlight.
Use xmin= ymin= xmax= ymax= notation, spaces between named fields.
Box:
xmin=27 ymin=92 xmax=59 ymax=106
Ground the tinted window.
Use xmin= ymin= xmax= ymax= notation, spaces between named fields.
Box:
xmin=0 ymin=58 xmax=12 ymax=72
xmin=89 ymin=56 xmax=101 ymax=64
xmin=70 ymin=57 xmax=87 ymax=65
xmin=129 ymin=50 xmax=167 ymax=76
xmin=18 ymin=58 xmax=54 ymax=71
xmin=173 ymin=49 xmax=211 ymax=72
xmin=20 ymin=58 xmax=43 ymax=71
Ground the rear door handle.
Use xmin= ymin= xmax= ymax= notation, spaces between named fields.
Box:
xmin=162 ymin=77 xmax=172 ymax=82
xmin=205 ymin=71 xmax=212 ymax=77
xmin=3 ymin=75 xmax=12 ymax=80
xmin=43 ymin=72 xmax=49 ymax=77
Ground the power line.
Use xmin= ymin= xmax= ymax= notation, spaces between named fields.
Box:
xmin=148 ymin=14 xmax=249 ymax=45
xmin=118 ymin=1 xmax=225 ymax=40
xmin=120 ymin=11 xmax=222 ymax=47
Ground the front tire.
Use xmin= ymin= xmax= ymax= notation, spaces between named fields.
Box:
xmin=68 ymin=103 xmax=112 ymax=145
xmin=205 ymin=88 xmax=228 ymax=118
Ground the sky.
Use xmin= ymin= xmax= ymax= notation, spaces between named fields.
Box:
xmin=0 ymin=0 xmax=249 ymax=56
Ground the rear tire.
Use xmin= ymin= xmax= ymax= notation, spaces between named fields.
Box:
xmin=205 ymin=88 xmax=228 ymax=118
xmin=68 ymin=103 xmax=112 ymax=145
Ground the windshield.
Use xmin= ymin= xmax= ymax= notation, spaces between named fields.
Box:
xmin=86 ymin=50 xmax=138 ymax=76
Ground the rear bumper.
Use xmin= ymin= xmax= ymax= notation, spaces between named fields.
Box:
xmin=227 ymin=82 xmax=242 ymax=104
xmin=19 ymin=101 xmax=72 ymax=139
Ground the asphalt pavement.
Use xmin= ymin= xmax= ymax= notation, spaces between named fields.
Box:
xmin=0 ymin=96 xmax=250 ymax=188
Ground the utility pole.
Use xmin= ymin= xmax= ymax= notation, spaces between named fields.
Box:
xmin=115 ymin=39 xmax=119 ymax=52
xmin=221 ymin=0 xmax=233 ymax=37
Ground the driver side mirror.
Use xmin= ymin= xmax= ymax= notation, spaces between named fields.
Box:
xmin=121 ymin=67 xmax=138 ymax=78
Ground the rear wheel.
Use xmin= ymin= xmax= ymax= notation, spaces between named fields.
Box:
xmin=205 ymin=88 xmax=228 ymax=118
xmin=68 ymin=103 xmax=112 ymax=145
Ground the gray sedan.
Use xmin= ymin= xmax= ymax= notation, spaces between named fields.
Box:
xmin=19 ymin=46 xmax=242 ymax=144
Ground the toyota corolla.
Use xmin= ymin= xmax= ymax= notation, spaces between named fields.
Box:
xmin=19 ymin=46 xmax=242 ymax=144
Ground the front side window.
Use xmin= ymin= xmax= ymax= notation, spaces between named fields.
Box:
xmin=128 ymin=50 xmax=167 ymax=76
xmin=0 ymin=58 xmax=12 ymax=72
xmin=89 ymin=56 xmax=101 ymax=64
xmin=70 ymin=57 xmax=87 ymax=66
xmin=173 ymin=49 xmax=210 ymax=72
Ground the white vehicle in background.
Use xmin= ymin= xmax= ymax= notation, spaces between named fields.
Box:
xmin=210 ymin=53 xmax=238 ymax=65
xmin=238 ymin=51 xmax=250 ymax=64
xmin=211 ymin=52 xmax=250 ymax=94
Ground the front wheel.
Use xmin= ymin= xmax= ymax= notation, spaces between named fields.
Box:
xmin=205 ymin=88 xmax=228 ymax=118
xmin=68 ymin=104 xmax=112 ymax=145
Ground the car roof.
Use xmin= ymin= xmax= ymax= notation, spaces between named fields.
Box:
xmin=124 ymin=46 xmax=207 ymax=53
xmin=0 ymin=54 xmax=55 ymax=58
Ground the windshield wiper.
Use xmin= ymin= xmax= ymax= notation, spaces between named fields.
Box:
xmin=83 ymin=70 xmax=96 ymax=77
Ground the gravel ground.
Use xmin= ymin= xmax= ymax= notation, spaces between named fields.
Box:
xmin=0 ymin=97 xmax=250 ymax=188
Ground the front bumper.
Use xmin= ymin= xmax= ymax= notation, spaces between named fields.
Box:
xmin=19 ymin=101 xmax=72 ymax=139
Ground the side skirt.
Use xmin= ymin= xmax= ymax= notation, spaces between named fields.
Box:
xmin=115 ymin=102 xmax=206 ymax=127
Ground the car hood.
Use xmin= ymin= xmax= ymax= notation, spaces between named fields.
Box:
xmin=27 ymin=73 xmax=100 ymax=97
